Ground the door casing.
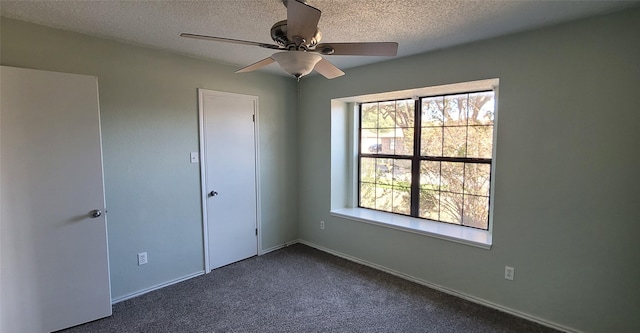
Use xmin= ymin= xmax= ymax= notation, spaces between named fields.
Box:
xmin=198 ymin=89 xmax=262 ymax=272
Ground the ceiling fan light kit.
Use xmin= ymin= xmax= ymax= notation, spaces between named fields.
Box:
xmin=180 ymin=0 xmax=398 ymax=79
xmin=271 ymin=51 xmax=322 ymax=79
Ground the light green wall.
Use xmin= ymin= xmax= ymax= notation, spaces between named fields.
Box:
xmin=0 ymin=18 xmax=299 ymax=299
xmin=2 ymin=6 xmax=640 ymax=332
xmin=298 ymin=8 xmax=640 ymax=333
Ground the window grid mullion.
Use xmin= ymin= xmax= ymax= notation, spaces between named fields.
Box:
xmin=461 ymin=163 xmax=467 ymax=226
xmin=357 ymin=105 xmax=362 ymax=208
xmin=438 ymin=160 xmax=442 ymax=222
xmin=410 ymin=99 xmax=421 ymax=217
xmin=439 ymin=96 xmax=445 ymax=223
xmin=461 ymin=93 xmax=470 ymax=226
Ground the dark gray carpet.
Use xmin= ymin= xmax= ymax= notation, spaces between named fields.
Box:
xmin=60 ymin=244 xmax=560 ymax=333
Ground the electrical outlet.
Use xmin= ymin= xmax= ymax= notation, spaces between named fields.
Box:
xmin=320 ymin=220 xmax=325 ymax=230
xmin=505 ymin=266 xmax=514 ymax=280
xmin=138 ymin=252 xmax=148 ymax=266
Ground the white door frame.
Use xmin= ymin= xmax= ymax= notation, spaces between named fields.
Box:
xmin=197 ymin=88 xmax=262 ymax=273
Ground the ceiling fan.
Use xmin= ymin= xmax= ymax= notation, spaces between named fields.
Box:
xmin=180 ymin=0 xmax=398 ymax=80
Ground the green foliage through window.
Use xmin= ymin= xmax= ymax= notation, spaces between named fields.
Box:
xmin=358 ymin=91 xmax=495 ymax=230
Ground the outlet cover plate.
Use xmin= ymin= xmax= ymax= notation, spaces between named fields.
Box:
xmin=505 ymin=266 xmax=514 ymax=280
xmin=138 ymin=252 xmax=148 ymax=266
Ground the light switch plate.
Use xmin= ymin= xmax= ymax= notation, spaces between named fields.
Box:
xmin=190 ymin=152 xmax=199 ymax=163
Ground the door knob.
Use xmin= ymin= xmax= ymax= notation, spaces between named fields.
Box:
xmin=209 ymin=191 xmax=219 ymax=197
xmin=90 ymin=210 xmax=102 ymax=218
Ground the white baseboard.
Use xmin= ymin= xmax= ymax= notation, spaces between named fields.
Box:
xmin=259 ymin=240 xmax=300 ymax=255
xmin=297 ymin=239 xmax=578 ymax=333
xmin=109 ymin=240 xmax=578 ymax=332
xmin=111 ymin=270 xmax=205 ymax=304
xmin=113 ymin=241 xmax=300 ymax=304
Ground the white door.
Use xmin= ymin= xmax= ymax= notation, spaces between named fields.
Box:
xmin=199 ymin=89 xmax=258 ymax=271
xmin=0 ymin=66 xmax=112 ymax=332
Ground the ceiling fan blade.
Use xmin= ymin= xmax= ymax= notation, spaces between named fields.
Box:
xmin=287 ymin=0 xmax=321 ymax=43
xmin=314 ymin=42 xmax=398 ymax=56
xmin=314 ymin=58 xmax=345 ymax=79
xmin=180 ymin=33 xmax=282 ymax=50
xmin=235 ymin=57 xmax=276 ymax=73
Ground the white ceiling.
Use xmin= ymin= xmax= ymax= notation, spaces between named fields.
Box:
xmin=1 ymin=0 xmax=637 ymax=77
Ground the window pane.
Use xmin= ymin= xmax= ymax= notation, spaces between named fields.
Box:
xmin=376 ymin=158 xmax=393 ymax=185
xmin=395 ymin=127 xmax=413 ymax=155
xmin=360 ymin=157 xmax=376 ymax=183
xmin=440 ymin=162 xmax=464 ymax=194
xmin=375 ymin=185 xmax=393 ymax=213
xmin=440 ymin=192 xmax=463 ymax=224
xmin=419 ymin=161 xmax=441 ymax=221
xmin=420 ymin=161 xmax=441 ymax=190
xmin=378 ymin=101 xmax=396 ymax=128
xmin=361 ymin=103 xmax=378 ymax=128
xmin=360 ymin=128 xmax=377 ymax=154
xmin=368 ymin=128 xmax=413 ymax=156
xmin=464 ymin=163 xmax=491 ymax=196
xmin=467 ymin=125 xmax=493 ymax=159
xmin=443 ymin=126 xmax=467 ymax=157
xmin=467 ymin=92 xmax=494 ymax=126
xmin=419 ymin=187 xmax=439 ymax=220
xmin=421 ymin=97 xmax=443 ymax=126
xmin=392 ymin=186 xmax=411 ymax=215
xmin=463 ymin=195 xmax=489 ymax=229
xmin=393 ymin=159 xmax=412 ymax=185
xmin=443 ymin=94 xmax=468 ymax=126
xmin=359 ymin=182 xmax=376 ymax=209
xmin=378 ymin=128 xmax=395 ymax=155
xmin=387 ymin=109 xmax=397 ymax=128
xmin=395 ymin=99 xmax=415 ymax=128
xmin=421 ymin=127 xmax=442 ymax=157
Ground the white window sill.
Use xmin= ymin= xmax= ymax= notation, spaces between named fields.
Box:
xmin=330 ymin=208 xmax=492 ymax=249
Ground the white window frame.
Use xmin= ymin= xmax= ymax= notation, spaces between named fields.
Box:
xmin=330 ymin=79 xmax=499 ymax=249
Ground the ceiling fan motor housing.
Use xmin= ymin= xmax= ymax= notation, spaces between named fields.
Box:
xmin=270 ymin=20 xmax=322 ymax=49
xmin=180 ymin=0 xmax=397 ymax=79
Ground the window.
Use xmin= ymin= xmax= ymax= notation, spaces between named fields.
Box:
xmin=358 ymin=91 xmax=495 ymax=230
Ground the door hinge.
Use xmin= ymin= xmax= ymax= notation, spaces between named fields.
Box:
xmin=255 ymin=228 xmax=258 ymax=236
xmin=252 ymin=114 xmax=255 ymax=122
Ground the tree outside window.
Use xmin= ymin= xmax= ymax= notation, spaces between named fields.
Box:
xmin=359 ymin=91 xmax=494 ymax=230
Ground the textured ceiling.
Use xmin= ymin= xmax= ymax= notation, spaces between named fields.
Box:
xmin=1 ymin=0 xmax=638 ymax=77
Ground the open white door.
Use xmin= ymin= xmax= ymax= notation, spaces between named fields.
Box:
xmin=199 ymin=89 xmax=259 ymax=271
xmin=0 ymin=66 xmax=112 ymax=332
